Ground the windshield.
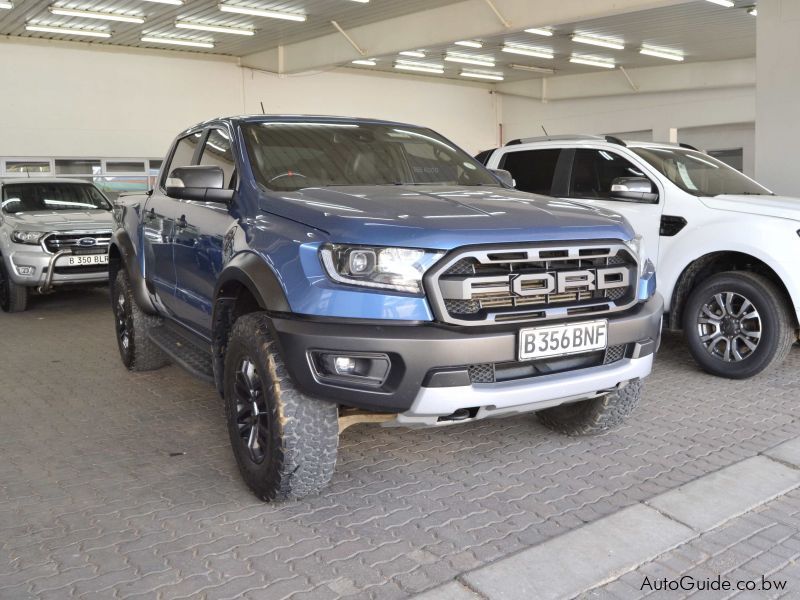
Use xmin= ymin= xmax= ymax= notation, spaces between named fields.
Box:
xmin=632 ymin=147 xmax=771 ymax=197
xmin=1 ymin=182 xmax=112 ymax=214
xmin=242 ymin=122 xmax=499 ymax=192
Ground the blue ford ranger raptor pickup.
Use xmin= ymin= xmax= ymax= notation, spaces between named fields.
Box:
xmin=110 ymin=115 xmax=662 ymax=501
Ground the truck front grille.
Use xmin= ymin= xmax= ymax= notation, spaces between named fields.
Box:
xmin=426 ymin=242 xmax=638 ymax=326
xmin=42 ymin=231 xmax=112 ymax=255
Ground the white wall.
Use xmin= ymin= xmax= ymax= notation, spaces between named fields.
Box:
xmin=678 ymin=123 xmax=755 ymax=177
xmin=755 ymin=0 xmax=800 ymax=195
xmin=499 ymin=86 xmax=755 ymax=146
xmin=0 ymin=39 xmax=244 ymax=158
xmin=0 ymin=36 xmax=764 ymax=179
xmin=0 ymin=38 xmax=498 ymax=159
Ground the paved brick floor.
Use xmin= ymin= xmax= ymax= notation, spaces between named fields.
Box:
xmin=584 ymin=489 xmax=800 ymax=600
xmin=1 ymin=288 xmax=799 ymax=600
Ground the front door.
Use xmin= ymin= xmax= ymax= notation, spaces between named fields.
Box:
xmin=562 ymin=148 xmax=664 ymax=265
xmin=172 ymin=127 xmax=238 ymax=337
xmin=142 ymin=131 xmax=203 ymax=316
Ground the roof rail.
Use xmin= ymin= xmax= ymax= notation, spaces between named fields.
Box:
xmin=504 ymin=134 xmax=606 ymax=146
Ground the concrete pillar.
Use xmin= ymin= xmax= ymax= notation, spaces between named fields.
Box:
xmin=652 ymin=126 xmax=678 ymax=144
xmin=755 ymin=0 xmax=800 ymax=195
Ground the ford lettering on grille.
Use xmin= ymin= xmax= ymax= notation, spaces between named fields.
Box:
xmin=440 ymin=267 xmax=629 ymax=300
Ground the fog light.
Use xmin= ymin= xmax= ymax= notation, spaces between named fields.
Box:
xmin=334 ymin=356 xmax=357 ymax=375
xmin=15 ymin=265 xmax=35 ymax=276
xmin=311 ymin=351 xmax=391 ymax=388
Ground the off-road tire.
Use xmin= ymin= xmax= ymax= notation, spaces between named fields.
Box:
xmin=682 ymin=271 xmax=794 ymax=379
xmin=111 ymin=269 xmax=169 ymax=371
xmin=224 ymin=313 xmax=339 ymax=501
xmin=0 ymin=260 xmax=28 ymax=313
xmin=537 ymin=379 xmax=642 ymax=436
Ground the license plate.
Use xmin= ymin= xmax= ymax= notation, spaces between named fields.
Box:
xmin=518 ymin=320 xmax=608 ymax=361
xmin=56 ymin=254 xmax=109 ymax=267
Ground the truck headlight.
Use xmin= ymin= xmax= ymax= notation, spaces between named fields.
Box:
xmin=320 ymin=244 xmax=444 ymax=294
xmin=11 ymin=231 xmax=45 ymax=245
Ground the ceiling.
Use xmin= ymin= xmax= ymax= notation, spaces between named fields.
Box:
xmin=349 ymin=0 xmax=757 ymax=82
xmin=0 ymin=0 xmax=464 ymax=55
xmin=0 ymin=0 xmax=757 ymax=82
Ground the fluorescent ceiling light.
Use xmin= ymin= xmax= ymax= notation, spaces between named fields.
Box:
xmin=175 ymin=21 xmax=254 ymax=35
xmin=501 ymin=44 xmax=554 ymax=59
xmin=570 ymin=54 xmax=615 ymax=69
xmin=26 ymin=24 xmax=111 ymax=37
xmin=445 ymin=52 xmax=495 ymax=67
xmin=218 ymin=3 xmax=306 ymax=21
xmin=571 ymin=33 xmax=624 ymax=50
xmin=460 ymin=70 xmax=504 ymax=81
xmin=394 ymin=61 xmax=444 ymax=74
xmin=705 ymin=0 xmax=734 ymax=6
xmin=0 ymin=1 xmax=13 ymax=9
xmin=140 ymin=0 xmax=183 ymax=4
xmin=748 ymin=7 xmax=757 ymax=15
xmin=396 ymin=59 xmax=443 ymax=69
xmin=351 ymin=59 xmax=376 ymax=65
xmin=509 ymin=63 xmax=555 ymax=74
xmin=640 ymin=45 xmax=684 ymax=61
xmin=49 ymin=6 xmax=144 ymax=22
xmin=349 ymin=0 xmax=369 ymax=2
xmin=399 ymin=50 xmax=425 ymax=58
xmin=454 ymin=40 xmax=482 ymax=48
xmin=141 ymin=35 xmax=214 ymax=48
xmin=524 ymin=27 xmax=553 ymax=37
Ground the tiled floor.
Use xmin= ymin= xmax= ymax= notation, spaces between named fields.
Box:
xmin=2 ymin=288 xmax=799 ymax=599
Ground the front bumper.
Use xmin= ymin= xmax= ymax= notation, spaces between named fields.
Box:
xmin=272 ymin=293 xmax=664 ymax=415
xmin=4 ymin=246 xmax=109 ymax=288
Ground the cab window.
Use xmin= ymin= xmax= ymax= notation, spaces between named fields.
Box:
xmin=161 ymin=132 xmax=202 ymax=187
xmin=499 ymin=149 xmax=561 ymax=195
xmin=199 ymin=129 xmax=236 ymax=188
xmin=568 ymin=149 xmax=653 ymax=200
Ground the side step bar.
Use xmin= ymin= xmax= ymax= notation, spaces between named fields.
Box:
xmin=148 ymin=324 xmax=215 ymax=384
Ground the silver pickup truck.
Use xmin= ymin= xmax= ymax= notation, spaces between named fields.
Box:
xmin=0 ymin=178 xmax=115 ymax=312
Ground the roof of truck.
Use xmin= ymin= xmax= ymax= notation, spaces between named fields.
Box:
xmin=182 ymin=114 xmax=421 ymax=134
xmin=0 ymin=178 xmax=96 ymax=185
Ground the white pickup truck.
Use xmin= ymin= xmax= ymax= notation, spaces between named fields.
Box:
xmin=479 ymin=135 xmax=799 ymax=379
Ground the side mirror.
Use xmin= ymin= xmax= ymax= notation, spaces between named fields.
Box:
xmin=610 ymin=177 xmax=658 ymax=203
xmin=490 ymin=168 xmax=516 ymax=188
xmin=166 ymin=166 xmax=234 ymax=203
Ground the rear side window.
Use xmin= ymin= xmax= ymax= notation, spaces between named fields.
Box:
xmin=162 ymin=132 xmax=202 ymax=185
xmin=474 ymin=149 xmax=495 ymax=165
xmin=199 ymin=129 xmax=236 ymax=187
xmin=499 ymin=149 xmax=561 ymax=195
xmin=569 ymin=149 xmax=649 ymax=199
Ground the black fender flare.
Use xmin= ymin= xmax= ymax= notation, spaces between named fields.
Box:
xmin=214 ymin=251 xmax=291 ymax=313
xmin=211 ymin=252 xmax=291 ymax=395
xmin=109 ymin=228 xmax=158 ymax=315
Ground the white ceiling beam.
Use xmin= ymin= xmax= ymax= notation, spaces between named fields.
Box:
xmin=241 ymin=0 xmax=693 ymax=73
xmin=495 ymin=58 xmax=755 ymax=101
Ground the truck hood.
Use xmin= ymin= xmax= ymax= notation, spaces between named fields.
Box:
xmin=3 ymin=210 xmax=115 ymax=232
xmin=258 ymin=185 xmax=633 ymax=249
xmin=700 ymin=194 xmax=800 ymax=222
